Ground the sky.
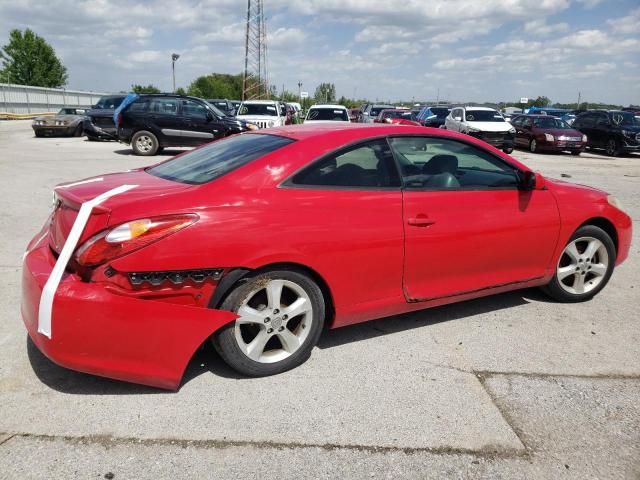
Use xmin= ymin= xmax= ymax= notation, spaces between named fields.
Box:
xmin=0 ymin=0 xmax=638 ymax=105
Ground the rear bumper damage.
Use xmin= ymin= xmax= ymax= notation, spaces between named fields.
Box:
xmin=21 ymin=232 xmax=237 ymax=390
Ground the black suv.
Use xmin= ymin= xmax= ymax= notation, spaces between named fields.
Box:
xmin=116 ymin=94 xmax=253 ymax=156
xmin=83 ymin=95 xmax=127 ymax=140
xmin=572 ymin=110 xmax=640 ymax=156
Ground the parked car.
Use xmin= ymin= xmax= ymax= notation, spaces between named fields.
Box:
xmin=386 ymin=114 xmax=421 ymax=126
xmin=22 ymin=123 xmax=631 ymax=388
xmin=230 ymin=100 xmax=242 ymax=113
xmin=83 ymin=95 xmax=127 ymax=141
xmin=236 ymin=100 xmax=287 ymax=129
xmin=416 ymin=106 xmax=450 ymax=128
xmin=511 ymin=115 xmax=587 ymax=155
xmin=304 ymin=104 xmax=350 ymax=124
xmin=445 ymin=106 xmax=515 ymax=153
xmin=116 ymin=94 xmax=254 ymax=155
xmin=359 ymin=104 xmax=394 ymax=123
xmin=572 ymin=110 xmax=640 ymax=156
xmin=32 ymin=107 xmax=88 ymax=137
xmin=348 ymin=108 xmax=360 ymax=123
xmin=207 ymin=99 xmax=236 ymax=116
xmin=373 ymin=109 xmax=410 ymax=123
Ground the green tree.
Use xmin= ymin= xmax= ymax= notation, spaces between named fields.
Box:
xmin=314 ymin=83 xmax=336 ymax=103
xmin=175 ymin=87 xmax=187 ymax=96
xmin=131 ymin=84 xmax=161 ymax=94
xmin=0 ymin=29 xmax=67 ymax=87
xmin=186 ymin=73 xmax=243 ymax=99
xmin=530 ymin=96 xmax=551 ymax=108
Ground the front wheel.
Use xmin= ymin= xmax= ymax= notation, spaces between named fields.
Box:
xmin=212 ymin=269 xmax=326 ymax=376
xmin=131 ymin=130 xmax=159 ymax=156
xmin=73 ymin=123 xmax=84 ymax=137
xmin=541 ymin=225 xmax=615 ymax=302
xmin=571 ymin=151 xmax=581 ymax=156
xmin=529 ymin=139 xmax=537 ymax=153
xmin=605 ymin=138 xmax=620 ymax=157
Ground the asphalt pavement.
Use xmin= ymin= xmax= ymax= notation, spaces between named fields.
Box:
xmin=0 ymin=120 xmax=638 ymax=479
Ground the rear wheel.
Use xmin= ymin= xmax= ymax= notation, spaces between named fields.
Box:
xmin=605 ymin=137 xmax=620 ymax=157
xmin=541 ymin=225 xmax=615 ymax=302
xmin=529 ymin=139 xmax=538 ymax=153
xmin=571 ymin=151 xmax=581 ymax=156
xmin=212 ymin=269 xmax=325 ymax=376
xmin=131 ymin=130 xmax=159 ymax=156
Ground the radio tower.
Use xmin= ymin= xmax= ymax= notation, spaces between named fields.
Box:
xmin=242 ymin=0 xmax=269 ymax=101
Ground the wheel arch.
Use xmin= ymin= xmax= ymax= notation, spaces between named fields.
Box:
xmin=210 ymin=262 xmax=336 ymax=327
xmin=578 ymin=217 xmax=618 ymax=253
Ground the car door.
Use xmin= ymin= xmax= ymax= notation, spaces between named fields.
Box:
xmin=593 ymin=113 xmax=611 ymax=148
xmin=520 ymin=117 xmax=534 ymax=147
xmin=147 ymin=97 xmax=182 ymax=144
xmin=511 ymin=116 xmax=525 ymax=146
xmin=575 ymin=113 xmax=596 ymax=147
xmin=179 ymin=98 xmax=225 ymax=146
xmin=388 ymin=135 xmax=560 ymax=302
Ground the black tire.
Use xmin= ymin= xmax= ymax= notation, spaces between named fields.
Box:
xmin=131 ymin=130 xmax=159 ymax=156
xmin=73 ymin=123 xmax=84 ymax=137
xmin=212 ymin=269 xmax=326 ymax=376
xmin=503 ymin=146 xmax=514 ymax=154
xmin=571 ymin=151 xmax=581 ymax=156
xmin=605 ymin=137 xmax=620 ymax=157
xmin=541 ymin=225 xmax=616 ymax=303
xmin=529 ymin=139 xmax=537 ymax=153
xmin=156 ymin=146 xmax=164 ymax=154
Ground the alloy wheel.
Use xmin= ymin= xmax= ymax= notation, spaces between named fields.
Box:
xmin=606 ymin=138 xmax=617 ymax=156
xmin=233 ymin=279 xmax=313 ymax=363
xmin=556 ymin=236 xmax=609 ymax=295
xmin=530 ymin=139 xmax=537 ymax=153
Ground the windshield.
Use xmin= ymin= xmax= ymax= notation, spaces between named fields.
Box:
xmin=381 ymin=110 xmax=407 ymax=119
xmin=431 ymin=108 xmax=450 ymax=117
xmin=610 ymin=111 xmax=638 ymax=126
xmin=238 ymin=103 xmax=279 ymax=116
xmin=370 ymin=106 xmax=393 ymax=116
xmin=94 ymin=96 xmax=125 ymax=109
xmin=306 ymin=108 xmax=349 ymax=121
xmin=533 ymin=117 xmax=571 ymax=129
xmin=465 ymin=110 xmax=505 ymax=122
xmin=147 ymin=134 xmax=294 ymax=184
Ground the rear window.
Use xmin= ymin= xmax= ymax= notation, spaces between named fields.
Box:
xmin=306 ymin=108 xmax=349 ymax=121
xmin=147 ymin=134 xmax=295 ymax=184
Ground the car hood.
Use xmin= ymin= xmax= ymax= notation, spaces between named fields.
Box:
xmin=544 ymin=176 xmax=607 ymax=198
xmin=236 ymin=115 xmax=280 ymax=122
xmin=466 ymin=121 xmax=513 ymax=132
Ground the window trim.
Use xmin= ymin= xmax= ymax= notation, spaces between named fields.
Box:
xmin=280 ymin=136 xmax=403 ymax=191
xmin=386 ymin=134 xmax=524 ymax=192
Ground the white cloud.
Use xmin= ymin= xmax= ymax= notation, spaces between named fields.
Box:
xmin=523 ymin=19 xmax=569 ymax=36
xmin=607 ymin=7 xmax=640 ymax=35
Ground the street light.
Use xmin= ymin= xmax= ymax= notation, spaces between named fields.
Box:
xmin=171 ymin=53 xmax=180 ymax=92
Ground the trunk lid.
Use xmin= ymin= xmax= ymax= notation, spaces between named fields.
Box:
xmin=49 ymin=170 xmax=193 ymax=253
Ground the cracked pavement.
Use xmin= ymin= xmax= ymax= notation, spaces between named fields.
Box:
xmin=0 ymin=120 xmax=638 ymax=479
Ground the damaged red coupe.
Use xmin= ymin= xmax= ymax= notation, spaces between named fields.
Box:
xmin=22 ymin=124 xmax=632 ymax=389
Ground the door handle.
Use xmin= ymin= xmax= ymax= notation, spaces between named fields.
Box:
xmin=408 ymin=215 xmax=435 ymax=227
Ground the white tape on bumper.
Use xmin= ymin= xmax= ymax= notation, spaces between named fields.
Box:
xmin=37 ymin=184 xmax=138 ymax=339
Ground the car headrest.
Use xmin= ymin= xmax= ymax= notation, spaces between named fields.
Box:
xmin=422 ymin=155 xmax=458 ymax=175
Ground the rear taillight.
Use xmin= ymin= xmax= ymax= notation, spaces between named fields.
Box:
xmin=74 ymin=214 xmax=198 ymax=267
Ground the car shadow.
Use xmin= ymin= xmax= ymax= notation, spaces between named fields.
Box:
xmin=113 ymin=149 xmax=188 ymax=157
xmin=27 ymin=288 xmax=546 ymax=394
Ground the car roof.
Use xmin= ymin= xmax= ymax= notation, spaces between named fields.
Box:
xmin=252 ymin=123 xmax=434 ymax=141
xmin=463 ymin=106 xmax=496 ymax=111
xmin=241 ymin=99 xmax=278 ymax=104
xmin=309 ymin=104 xmax=347 ymax=109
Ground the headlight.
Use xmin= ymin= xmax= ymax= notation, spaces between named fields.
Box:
xmin=621 ymin=130 xmax=634 ymax=138
xmin=607 ymin=195 xmax=626 ymax=213
xmin=466 ymin=127 xmax=480 ymax=133
xmin=246 ymin=123 xmax=258 ymax=131
xmin=582 ymin=134 xmax=587 ymax=143
xmin=509 ymin=127 xmax=516 ymax=134
xmin=544 ymin=133 xmax=554 ymax=142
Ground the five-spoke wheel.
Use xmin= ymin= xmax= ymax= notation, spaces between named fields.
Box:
xmin=213 ymin=270 xmax=325 ymax=376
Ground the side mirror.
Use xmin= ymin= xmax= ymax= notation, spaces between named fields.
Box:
xmin=206 ymin=111 xmax=214 ymax=121
xmin=519 ymin=171 xmax=545 ymax=190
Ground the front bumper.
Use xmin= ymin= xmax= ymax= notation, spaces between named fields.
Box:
xmin=32 ymin=125 xmax=78 ymax=136
xmin=83 ymin=119 xmax=117 ymax=140
xmin=467 ymin=131 xmax=514 ymax=149
xmin=21 ymin=232 xmax=237 ymax=390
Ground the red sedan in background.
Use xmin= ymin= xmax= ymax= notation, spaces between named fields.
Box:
xmin=512 ymin=114 xmax=587 ymax=155
xmin=22 ymin=124 xmax=631 ymax=389
xmin=374 ymin=108 xmax=410 ymax=123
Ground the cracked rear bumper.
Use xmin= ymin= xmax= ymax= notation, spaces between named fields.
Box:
xmin=21 ymin=232 xmax=237 ymax=390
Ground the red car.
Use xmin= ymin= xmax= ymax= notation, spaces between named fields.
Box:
xmin=512 ymin=114 xmax=587 ymax=155
xmin=22 ymin=124 xmax=632 ymax=389
xmin=374 ymin=108 xmax=410 ymax=123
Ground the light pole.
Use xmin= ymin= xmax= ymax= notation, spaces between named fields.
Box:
xmin=171 ymin=53 xmax=180 ymax=92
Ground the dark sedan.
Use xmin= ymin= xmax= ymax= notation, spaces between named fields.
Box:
xmin=512 ymin=115 xmax=586 ymax=155
xmin=32 ymin=108 xmax=88 ymax=137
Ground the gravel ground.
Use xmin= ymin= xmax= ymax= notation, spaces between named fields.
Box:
xmin=0 ymin=120 xmax=638 ymax=479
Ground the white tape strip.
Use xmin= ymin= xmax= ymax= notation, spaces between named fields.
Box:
xmin=37 ymin=184 xmax=138 ymax=338
xmin=59 ymin=177 xmax=104 ymax=188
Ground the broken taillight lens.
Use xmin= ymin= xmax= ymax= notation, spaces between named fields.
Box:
xmin=74 ymin=214 xmax=198 ymax=267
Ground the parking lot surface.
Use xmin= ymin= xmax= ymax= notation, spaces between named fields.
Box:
xmin=0 ymin=120 xmax=638 ymax=479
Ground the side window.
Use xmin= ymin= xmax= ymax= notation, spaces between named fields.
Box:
xmin=389 ymin=137 xmax=519 ymax=190
xmin=182 ymin=99 xmax=208 ymax=120
xmin=290 ymin=139 xmax=401 ymax=188
xmin=150 ymin=98 xmax=178 ymax=115
xmin=511 ymin=116 xmax=523 ymax=127
xmin=523 ymin=117 xmax=533 ymax=128
xmin=128 ymin=100 xmax=148 ymax=112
